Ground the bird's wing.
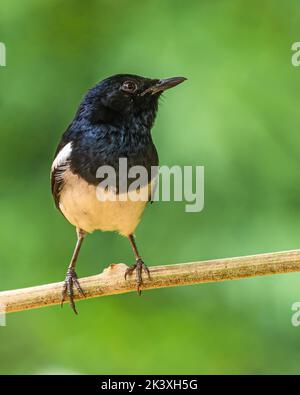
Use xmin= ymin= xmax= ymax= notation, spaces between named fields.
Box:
xmin=50 ymin=141 xmax=73 ymax=210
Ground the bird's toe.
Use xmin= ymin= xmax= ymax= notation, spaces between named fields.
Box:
xmin=125 ymin=258 xmax=151 ymax=295
xmin=61 ymin=267 xmax=84 ymax=315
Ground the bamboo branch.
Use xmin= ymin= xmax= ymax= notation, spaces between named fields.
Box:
xmin=1 ymin=249 xmax=300 ymax=314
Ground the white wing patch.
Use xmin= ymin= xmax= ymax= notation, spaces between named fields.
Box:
xmin=51 ymin=142 xmax=73 ymax=171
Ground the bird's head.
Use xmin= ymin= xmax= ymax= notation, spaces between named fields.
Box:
xmin=79 ymin=74 xmax=187 ymax=127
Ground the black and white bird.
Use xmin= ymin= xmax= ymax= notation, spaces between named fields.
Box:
xmin=50 ymin=74 xmax=186 ymax=314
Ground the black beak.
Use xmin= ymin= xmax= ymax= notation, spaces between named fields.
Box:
xmin=141 ymin=76 xmax=187 ymax=96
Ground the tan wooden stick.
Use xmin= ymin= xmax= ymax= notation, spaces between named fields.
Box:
xmin=1 ymin=249 xmax=300 ymax=314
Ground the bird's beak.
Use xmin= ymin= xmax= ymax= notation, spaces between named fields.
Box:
xmin=140 ymin=76 xmax=187 ymax=96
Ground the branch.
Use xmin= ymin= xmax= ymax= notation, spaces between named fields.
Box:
xmin=1 ymin=249 xmax=300 ymax=314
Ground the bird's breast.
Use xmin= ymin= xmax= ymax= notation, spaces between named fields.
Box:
xmin=59 ymin=169 xmax=155 ymax=236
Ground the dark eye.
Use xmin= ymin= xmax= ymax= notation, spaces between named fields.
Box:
xmin=121 ymin=80 xmax=137 ymax=93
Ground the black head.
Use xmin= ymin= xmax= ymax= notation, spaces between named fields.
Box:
xmin=78 ymin=74 xmax=187 ymax=127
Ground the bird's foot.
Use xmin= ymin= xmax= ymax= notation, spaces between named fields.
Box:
xmin=124 ymin=258 xmax=150 ymax=295
xmin=61 ymin=267 xmax=85 ymax=315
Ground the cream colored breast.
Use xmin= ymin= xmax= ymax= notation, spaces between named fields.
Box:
xmin=59 ymin=170 xmax=155 ymax=236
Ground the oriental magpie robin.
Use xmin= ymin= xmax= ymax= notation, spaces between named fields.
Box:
xmin=51 ymin=74 xmax=186 ymax=314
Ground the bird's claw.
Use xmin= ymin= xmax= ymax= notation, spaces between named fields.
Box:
xmin=61 ymin=267 xmax=85 ymax=314
xmin=125 ymin=258 xmax=150 ymax=295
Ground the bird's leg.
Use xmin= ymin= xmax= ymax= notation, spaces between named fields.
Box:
xmin=125 ymin=234 xmax=150 ymax=295
xmin=61 ymin=228 xmax=86 ymax=314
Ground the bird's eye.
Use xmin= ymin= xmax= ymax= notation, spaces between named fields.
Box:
xmin=121 ymin=81 xmax=137 ymax=93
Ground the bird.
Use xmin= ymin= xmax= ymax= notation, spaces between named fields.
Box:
xmin=50 ymin=73 xmax=187 ymax=314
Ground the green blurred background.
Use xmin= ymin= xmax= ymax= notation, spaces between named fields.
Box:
xmin=1 ymin=0 xmax=300 ymax=374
